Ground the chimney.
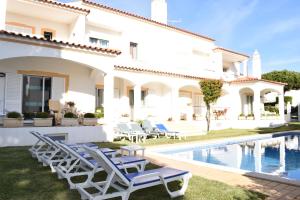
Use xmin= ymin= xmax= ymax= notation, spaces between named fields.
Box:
xmin=151 ymin=0 xmax=167 ymax=24
xmin=252 ymin=50 xmax=262 ymax=79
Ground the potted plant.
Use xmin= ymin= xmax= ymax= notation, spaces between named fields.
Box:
xmin=238 ymin=113 xmax=246 ymax=120
xmin=61 ymin=112 xmax=78 ymax=126
xmin=247 ymin=114 xmax=255 ymax=120
xmin=33 ymin=112 xmax=52 ymax=127
xmin=95 ymin=112 xmax=104 ymax=124
xmin=3 ymin=111 xmax=23 ymax=128
xmin=82 ymin=113 xmax=97 ymax=126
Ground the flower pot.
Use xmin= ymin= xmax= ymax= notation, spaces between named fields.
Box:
xmin=3 ymin=118 xmax=24 ymax=128
xmin=238 ymin=116 xmax=246 ymax=120
xmin=61 ymin=118 xmax=78 ymax=126
xmin=82 ymin=118 xmax=98 ymax=126
xmin=33 ymin=118 xmax=53 ymax=127
xmin=247 ymin=117 xmax=255 ymax=120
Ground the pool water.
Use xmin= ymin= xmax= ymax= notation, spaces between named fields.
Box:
xmin=158 ymin=133 xmax=300 ymax=181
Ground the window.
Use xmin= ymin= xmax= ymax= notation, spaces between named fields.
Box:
xmin=43 ymin=31 xmax=53 ymax=40
xmin=130 ymin=42 xmax=138 ymax=60
xmin=246 ymin=95 xmax=254 ymax=114
xmin=22 ymin=75 xmax=52 ymax=117
xmin=95 ymin=88 xmax=104 ymax=108
xmin=89 ymin=37 xmax=109 ymax=48
xmin=129 ymin=89 xmax=147 ymax=107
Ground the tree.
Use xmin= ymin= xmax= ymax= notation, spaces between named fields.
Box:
xmin=262 ymin=70 xmax=300 ymax=92
xmin=199 ymin=79 xmax=223 ymax=132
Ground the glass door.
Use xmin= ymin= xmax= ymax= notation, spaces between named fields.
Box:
xmin=22 ymin=75 xmax=52 ymax=116
xmin=246 ymin=95 xmax=254 ymax=115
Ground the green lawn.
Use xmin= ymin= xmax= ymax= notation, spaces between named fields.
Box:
xmin=0 ymin=147 xmax=266 ymax=200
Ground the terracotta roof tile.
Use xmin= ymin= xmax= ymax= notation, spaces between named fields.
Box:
xmin=34 ymin=0 xmax=90 ymax=14
xmin=0 ymin=30 xmax=121 ymax=55
xmin=114 ymin=65 xmax=216 ymax=80
xmin=82 ymin=0 xmax=215 ymax=42
xmin=230 ymin=77 xmax=287 ymax=85
xmin=214 ymin=47 xmax=249 ymax=58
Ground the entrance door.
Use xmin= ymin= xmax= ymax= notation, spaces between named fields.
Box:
xmin=0 ymin=74 xmax=5 ymax=115
xmin=22 ymin=75 xmax=52 ymax=115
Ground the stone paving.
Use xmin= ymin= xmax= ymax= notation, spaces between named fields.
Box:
xmin=145 ymin=151 xmax=300 ymax=200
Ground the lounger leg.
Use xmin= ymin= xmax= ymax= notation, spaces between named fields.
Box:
xmin=161 ymin=174 xmax=191 ymax=198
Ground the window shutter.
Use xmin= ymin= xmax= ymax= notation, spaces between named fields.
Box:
xmin=51 ymin=77 xmax=65 ymax=101
xmin=5 ymin=73 xmax=22 ymax=113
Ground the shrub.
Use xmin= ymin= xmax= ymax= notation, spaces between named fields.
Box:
xmin=83 ymin=113 xmax=96 ymax=118
xmin=284 ymin=96 xmax=293 ymax=105
xmin=95 ymin=113 xmax=104 ymax=119
xmin=64 ymin=112 xmax=78 ymax=118
xmin=35 ymin=112 xmax=50 ymax=118
xmin=66 ymin=101 xmax=75 ymax=107
xmin=6 ymin=112 xmax=22 ymax=119
xmin=247 ymin=114 xmax=254 ymax=117
xmin=23 ymin=112 xmax=36 ymax=119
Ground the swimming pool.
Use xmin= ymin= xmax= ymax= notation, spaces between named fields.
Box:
xmin=155 ymin=132 xmax=300 ymax=182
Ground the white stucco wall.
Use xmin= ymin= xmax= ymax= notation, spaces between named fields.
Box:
xmin=6 ymin=12 xmax=70 ymax=40
xmin=0 ymin=125 xmax=110 ymax=147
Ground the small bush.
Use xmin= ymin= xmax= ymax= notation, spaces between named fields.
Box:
xmin=35 ymin=112 xmax=50 ymax=118
xmin=6 ymin=112 xmax=22 ymax=119
xmin=23 ymin=112 xmax=36 ymax=119
xmin=95 ymin=113 xmax=104 ymax=119
xmin=64 ymin=112 xmax=78 ymax=118
xmin=83 ymin=113 xmax=96 ymax=118
xmin=66 ymin=101 xmax=75 ymax=107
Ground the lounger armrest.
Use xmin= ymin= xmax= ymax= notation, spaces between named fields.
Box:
xmin=131 ymin=172 xmax=161 ymax=183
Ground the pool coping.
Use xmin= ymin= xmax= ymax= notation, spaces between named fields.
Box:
xmin=146 ymin=130 xmax=300 ymax=187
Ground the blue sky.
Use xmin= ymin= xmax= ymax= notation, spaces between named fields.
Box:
xmin=61 ymin=0 xmax=300 ymax=73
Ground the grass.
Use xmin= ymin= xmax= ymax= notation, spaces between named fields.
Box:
xmin=108 ymin=122 xmax=300 ymax=147
xmin=0 ymin=147 xmax=267 ymax=200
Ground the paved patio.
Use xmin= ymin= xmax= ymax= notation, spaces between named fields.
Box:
xmin=146 ymin=148 xmax=300 ymax=200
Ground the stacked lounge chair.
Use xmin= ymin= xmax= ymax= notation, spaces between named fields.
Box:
xmin=29 ymin=131 xmax=191 ymax=199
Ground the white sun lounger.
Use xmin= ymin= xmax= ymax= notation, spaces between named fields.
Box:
xmin=129 ymin=122 xmax=159 ymax=139
xmin=55 ymin=141 xmax=149 ymax=189
xmin=116 ymin=123 xmax=146 ymax=143
xmin=76 ymin=146 xmax=192 ymax=200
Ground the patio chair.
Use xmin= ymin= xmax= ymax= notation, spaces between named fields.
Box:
xmin=116 ymin=123 xmax=140 ymax=143
xmin=55 ymin=141 xmax=149 ymax=189
xmin=141 ymin=120 xmax=161 ymax=138
xmin=29 ymin=131 xmax=116 ymax=172
xmin=128 ymin=122 xmax=154 ymax=141
xmin=76 ymin=146 xmax=192 ymax=200
xmin=155 ymin=124 xmax=186 ymax=140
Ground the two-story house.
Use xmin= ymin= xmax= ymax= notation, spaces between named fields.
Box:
xmin=0 ymin=0 xmax=286 ymax=130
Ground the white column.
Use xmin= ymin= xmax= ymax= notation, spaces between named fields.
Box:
xmin=242 ymin=59 xmax=248 ymax=77
xmin=253 ymin=90 xmax=261 ymax=121
xmin=279 ymin=93 xmax=285 ymax=121
xmin=234 ymin=62 xmax=240 ymax=77
xmin=298 ymin=103 xmax=300 ymax=122
xmin=133 ymin=84 xmax=141 ymax=120
xmin=0 ymin=0 xmax=7 ymax=30
xmin=103 ymin=73 xmax=114 ymax=124
xmin=171 ymin=87 xmax=180 ymax=121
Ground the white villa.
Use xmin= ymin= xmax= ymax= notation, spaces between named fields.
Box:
xmin=0 ymin=0 xmax=287 ymax=145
